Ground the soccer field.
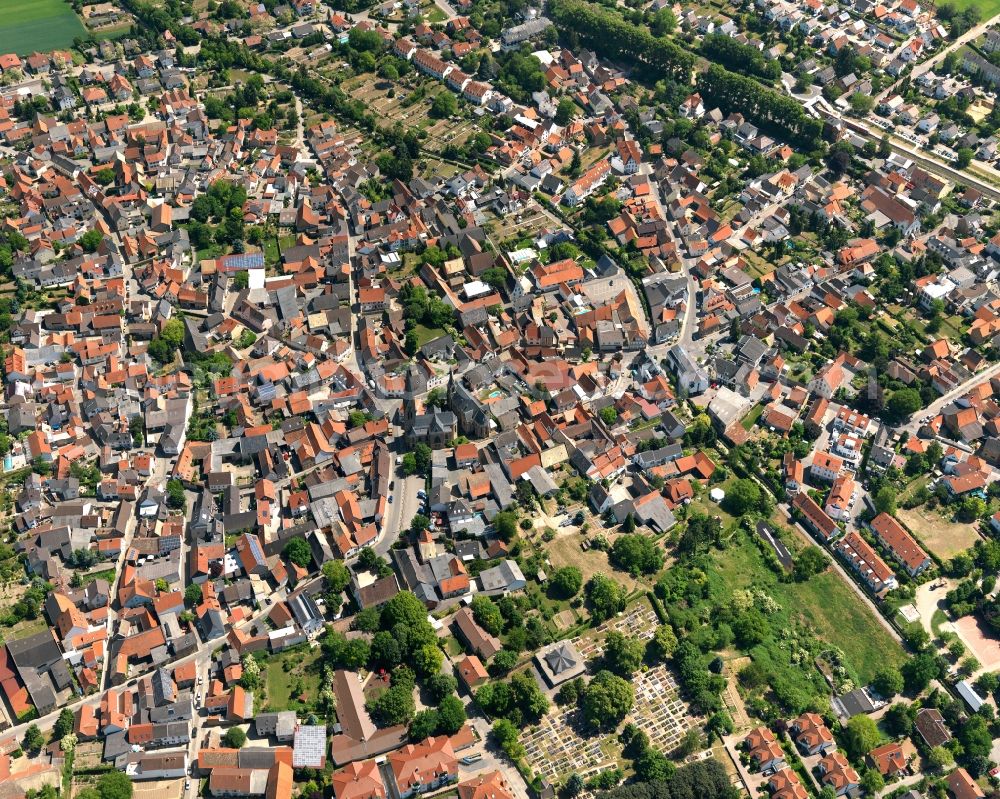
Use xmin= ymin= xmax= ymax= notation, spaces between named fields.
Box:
xmin=1 ymin=0 xmax=87 ymax=56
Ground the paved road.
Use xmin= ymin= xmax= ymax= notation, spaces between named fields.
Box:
xmin=377 ymin=473 xmax=424 ymax=556
xmin=781 ymin=71 xmax=821 ymax=101
xmin=872 ymin=13 xmax=1000 ymax=106
xmin=814 ymin=101 xmax=1000 ymax=202
xmin=293 ymin=94 xmax=304 ymax=150
xmin=899 ymin=359 xmax=1000 ymax=437
xmin=4 ymin=636 xmax=215 ymax=744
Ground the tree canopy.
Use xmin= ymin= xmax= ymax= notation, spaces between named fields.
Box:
xmin=610 ymin=534 xmax=663 ymax=576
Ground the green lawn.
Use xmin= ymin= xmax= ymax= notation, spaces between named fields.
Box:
xmin=931 ymin=609 xmax=949 ymax=639
xmin=412 ymin=324 xmax=446 ymax=347
xmin=263 ymin=236 xmax=281 ymax=268
xmin=742 ymin=403 xmax=764 ymax=431
xmin=261 ymin=646 xmax=324 ymax=712
xmin=1 ymin=0 xmax=87 ymax=55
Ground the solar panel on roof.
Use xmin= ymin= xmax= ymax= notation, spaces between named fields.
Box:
xmin=248 ymin=535 xmax=264 ymax=563
xmin=221 ymin=252 xmax=264 ymax=270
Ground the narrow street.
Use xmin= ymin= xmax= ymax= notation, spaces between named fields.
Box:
xmin=378 ymin=474 xmax=425 ymax=557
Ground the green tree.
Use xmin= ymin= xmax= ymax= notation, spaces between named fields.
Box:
xmin=549 ymin=566 xmax=583 ymax=598
xmin=409 ymin=709 xmax=439 ymax=741
xmin=871 ymin=666 xmax=904 ymax=698
xmin=347 ymin=411 xmax=368 ymax=427
xmin=80 ymin=229 xmax=104 ymax=253
xmin=900 ymin=652 xmax=941 ymax=694
xmin=581 ymin=670 xmax=634 ymax=730
xmin=849 ymin=93 xmax=874 ymax=115
xmin=634 ymin=748 xmax=674 ymax=782
xmin=555 ymin=97 xmax=577 ymax=125
xmin=599 ymin=406 xmax=618 ymax=426
xmin=860 ymin=768 xmax=884 ymax=796
xmin=414 ymin=443 xmax=432 ymax=475
xmin=97 ymin=770 xmax=133 ymax=799
xmin=722 ymin=479 xmax=764 ymax=516
xmin=585 ymin=575 xmax=626 ymax=622
xmin=471 ymin=595 xmax=504 ymax=636
xmin=492 ymin=718 xmax=524 ymax=760
xmin=223 ymin=727 xmax=247 ymax=748
xmin=322 ymin=560 xmax=351 ymax=593
xmin=490 ymin=649 xmax=519 ymax=676
xmin=240 ymin=655 xmax=261 ymax=691
xmin=409 ymin=514 xmax=431 ymax=535
xmin=883 ymin=703 xmax=913 ymax=737
xmin=926 ymin=745 xmax=953 ymax=771
xmin=166 ymin=479 xmax=186 ymax=510
xmin=52 ymin=707 xmax=75 ymax=740
xmin=845 ymin=714 xmax=881 ymax=760
xmin=430 ymin=91 xmax=458 ymax=118
xmin=603 ymin=631 xmax=644 ymax=676
xmin=793 ymin=546 xmax=827 ymax=581
xmin=368 ymin=684 xmax=416 ymax=726
xmin=609 ymin=534 xmax=663 ymax=576
xmin=425 ymin=674 xmax=457 ymax=703
xmin=706 ymin=711 xmax=734 ymax=740
xmin=886 ymin=388 xmax=922 ymax=422
xmin=732 ymin=609 xmax=770 ymax=648
xmin=647 ymin=624 xmax=678 ymax=661
xmin=381 ymin=591 xmax=429 ymax=629
xmin=436 ymin=694 xmax=467 ymax=734
xmin=23 ymin=723 xmax=43 ymax=753
xmin=874 ymin=486 xmax=897 ymax=516
xmin=413 ymin=643 xmax=444 ymax=678
xmin=959 ymin=714 xmax=993 ymax=761
xmin=283 ymin=537 xmax=312 ymax=568
xmin=957 ymin=147 xmax=974 ymax=168
xmin=185 ymin=583 xmax=203 ymax=606
xmin=493 ymin=510 xmax=518 ymax=542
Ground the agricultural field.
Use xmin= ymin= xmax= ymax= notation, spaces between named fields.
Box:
xmin=952 ymin=0 xmax=1000 ymax=16
xmin=2 ymin=0 xmax=87 ymax=55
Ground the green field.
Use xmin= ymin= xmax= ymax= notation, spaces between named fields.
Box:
xmin=710 ymin=530 xmax=907 ymax=683
xmin=2 ymin=0 xmax=87 ymax=56
xmin=949 ymin=0 xmax=1000 ymax=15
